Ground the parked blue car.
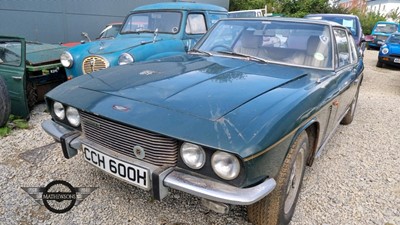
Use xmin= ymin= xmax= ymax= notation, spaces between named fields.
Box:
xmin=377 ymin=32 xmax=400 ymax=68
xmin=305 ymin=14 xmax=366 ymax=56
xmin=60 ymin=2 xmax=227 ymax=79
xmin=43 ymin=18 xmax=364 ymax=225
xmin=369 ymin=21 xmax=399 ymax=49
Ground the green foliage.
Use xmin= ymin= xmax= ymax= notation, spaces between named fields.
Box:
xmin=351 ymin=9 xmax=386 ymax=34
xmin=386 ymin=7 xmax=400 ymax=23
xmin=0 ymin=115 xmax=29 ymax=137
xmin=229 ymin=0 xmax=267 ymax=11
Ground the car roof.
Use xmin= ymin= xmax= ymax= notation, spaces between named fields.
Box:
xmin=305 ymin=13 xmax=358 ymax=18
xmin=222 ymin=17 xmax=346 ymax=28
xmin=132 ymin=2 xmax=227 ymax=12
xmin=375 ymin=21 xmax=399 ymax=24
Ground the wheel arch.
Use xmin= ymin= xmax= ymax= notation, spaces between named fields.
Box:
xmin=290 ymin=119 xmax=320 ymax=167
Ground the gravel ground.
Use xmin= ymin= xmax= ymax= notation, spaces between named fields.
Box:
xmin=0 ymin=50 xmax=399 ymax=225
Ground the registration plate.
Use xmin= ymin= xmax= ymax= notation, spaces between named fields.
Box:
xmin=394 ymin=58 xmax=400 ymax=63
xmin=82 ymin=144 xmax=149 ymax=189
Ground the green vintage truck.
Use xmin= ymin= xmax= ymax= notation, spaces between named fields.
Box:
xmin=0 ymin=36 xmax=68 ymax=126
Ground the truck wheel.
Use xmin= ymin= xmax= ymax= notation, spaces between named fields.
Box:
xmin=0 ymin=76 xmax=11 ymax=127
xmin=248 ymin=132 xmax=309 ymax=225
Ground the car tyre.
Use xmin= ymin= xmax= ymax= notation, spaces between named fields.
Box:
xmin=341 ymin=84 xmax=360 ymax=125
xmin=0 ymin=76 xmax=11 ymax=127
xmin=247 ymin=132 xmax=309 ymax=225
xmin=376 ymin=61 xmax=384 ymax=68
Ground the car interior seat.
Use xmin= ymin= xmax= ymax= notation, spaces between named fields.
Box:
xmin=234 ymin=30 xmax=262 ymax=57
xmin=304 ymin=35 xmax=329 ymax=68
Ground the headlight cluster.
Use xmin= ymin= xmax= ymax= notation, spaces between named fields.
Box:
xmin=60 ymin=52 xmax=73 ymax=68
xmin=53 ymin=101 xmax=81 ymax=127
xmin=381 ymin=47 xmax=389 ymax=54
xmin=118 ymin=53 xmax=134 ymax=65
xmin=180 ymin=142 xmax=241 ymax=180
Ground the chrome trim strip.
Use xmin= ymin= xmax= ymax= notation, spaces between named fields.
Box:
xmin=164 ymin=170 xmax=276 ymax=205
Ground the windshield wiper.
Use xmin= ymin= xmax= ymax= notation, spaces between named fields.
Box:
xmin=216 ymin=51 xmax=269 ymax=63
xmin=121 ymin=29 xmax=155 ymax=34
xmin=189 ymin=49 xmax=213 ymax=56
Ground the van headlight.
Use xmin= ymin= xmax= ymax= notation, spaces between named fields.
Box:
xmin=53 ymin=102 xmax=65 ymax=120
xmin=66 ymin=107 xmax=80 ymax=127
xmin=211 ymin=151 xmax=240 ymax=180
xmin=118 ymin=53 xmax=134 ymax=65
xmin=60 ymin=52 xmax=74 ymax=68
xmin=180 ymin=142 xmax=206 ymax=169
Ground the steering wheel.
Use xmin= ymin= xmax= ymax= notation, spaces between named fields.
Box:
xmin=211 ymin=44 xmax=232 ymax=51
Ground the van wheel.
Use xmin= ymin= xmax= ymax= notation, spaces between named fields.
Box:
xmin=248 ymin=132 xmax=309 ymax=225
xmin=0 ymin=76 xmax=11 ymax=127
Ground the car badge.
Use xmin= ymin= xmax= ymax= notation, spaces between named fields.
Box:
xmin=112 ymin=105 xmax=130 ymax=112
xmin=139 ymin=70 xmax=159 ymax=76
xmin=133 ymin=146 xmax=145 ymax=159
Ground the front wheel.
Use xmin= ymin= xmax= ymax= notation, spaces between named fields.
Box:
xmin=248 ymin=132 xmax=309 ymax=225
xmin=376 ymin=61 xmax=384 ymax=68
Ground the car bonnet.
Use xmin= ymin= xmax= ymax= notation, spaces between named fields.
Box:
xmin=66 ymin=55 xmax=308 ymax=121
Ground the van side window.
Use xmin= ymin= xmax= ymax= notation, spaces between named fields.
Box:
xmin=186 ymin=14 xmax=207 ymax=34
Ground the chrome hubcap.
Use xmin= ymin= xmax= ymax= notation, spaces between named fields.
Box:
xmin=284 ymin=144 xmax=305 ymax=214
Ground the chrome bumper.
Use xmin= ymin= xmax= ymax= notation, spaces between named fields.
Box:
xmin=41 ymin=119 xmax=276 ymax=205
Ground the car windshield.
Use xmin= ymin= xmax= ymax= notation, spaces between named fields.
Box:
xmin=98 ymin=24 xmax=122 ymax=39
xmin=387 ymin=34 xmax=400 ymax=44
xmin=196 ymin=19 xmax=333 ymax=69
xmin=374 ymin=23 xmax=398 ymax=34
xmin=120 ymin=11 xmax=181 ymax=34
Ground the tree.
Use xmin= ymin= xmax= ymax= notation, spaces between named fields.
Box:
xmin=387 ymin=7 xmax=400 ymax=23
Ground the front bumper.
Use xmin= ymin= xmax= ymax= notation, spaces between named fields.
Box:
xmin=42 ymin=119 xmax=276 ymax=205
xmin=378 ymin=55 xmax=400 ymax=67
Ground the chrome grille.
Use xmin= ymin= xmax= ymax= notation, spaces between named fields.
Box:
xmin=82 ymin=56 xmax=109 ymax=74
xmin=81 ymin=112 xmax=178 ymax=166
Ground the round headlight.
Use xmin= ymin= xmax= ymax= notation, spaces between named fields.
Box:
xmin=211 ymin=151 xmax=240 ymax=180
xmin=53 ymin=102 xmax=65 ymax=120
xmin=60 ymin=51 xmax=73 ymax=68
xmin=381 ymin=48 xmax=389 ymax=54
xmin=180 ymin=142 xmax=206 ymax=169
xmin=118 ymin=53 xmax=134 ymax=65
xmin=66 ymin=107 xmax=80 ymax=127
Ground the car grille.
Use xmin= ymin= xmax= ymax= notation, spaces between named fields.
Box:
xmin=80 ymin=112 xmax=179 ymax=166
xmin=376 ymin=35 xmax=388 ymax=41
xmin=82 ymin=56 xmax=109 ymax=74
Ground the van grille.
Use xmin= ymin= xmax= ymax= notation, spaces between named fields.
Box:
xmin=80 ymin=112 xmax=178 ymax=166
xmin=82 ymin=56 xmax=109 ymax=74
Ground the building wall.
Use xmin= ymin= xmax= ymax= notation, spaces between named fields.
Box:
xmin=366 ymin=0 xmax=400 ymax=17
xmin=0 ymin=0 xmax=229 ymax=44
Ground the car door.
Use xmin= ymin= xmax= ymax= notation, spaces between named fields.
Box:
xmin=332 ymin=28 xmax=359 ymax=122
xmin=0 ymin=36 xmax=29 ymax=118
xmin=182 ymin=12 xmax=208 ymax=51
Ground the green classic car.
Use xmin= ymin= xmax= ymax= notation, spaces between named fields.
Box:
xmin=42 ymin=18 xmax=364 ymax=225
xmin=0 ymin=36 xmax=67 ymax=126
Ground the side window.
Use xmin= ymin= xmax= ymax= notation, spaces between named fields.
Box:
xmin=186 ymin=14 xmax=207 ymax=34
xmin=333 ymin=29 xmax=350 ymax=67
xmin=348 ymin=33 xmax=358 ymax=63
xmin=0 ymin=41 xmax=22 ymax=66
